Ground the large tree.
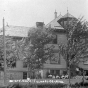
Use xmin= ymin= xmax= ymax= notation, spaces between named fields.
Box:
xmin=0 ymin=27 xmax=54 ymax=78
xmin=58 ymin=18 xmax=88 ymax=86
xmin=21 ymin=27 xmax=54 ymax=78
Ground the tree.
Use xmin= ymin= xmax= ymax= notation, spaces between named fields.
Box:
xmin=0 ymin=35 xmax=23 ymax=69
xmin=58 ymin=18 xmax=88 ymax=87
xmin=22 ymin=27 xmax=54 ymax=78
xmin=0 ymin=36 xmax=14 ymax=69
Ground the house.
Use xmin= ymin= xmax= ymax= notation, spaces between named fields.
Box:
xmin=0 ymin=11 xmax=88 ymax=81
xmin=45 ymin=10 xmax=88 ymax=77
xmin=0 ymin=19 xmax=67 ymax=80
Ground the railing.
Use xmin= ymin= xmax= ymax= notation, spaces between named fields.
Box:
xmin=4 ymin=78 xmax=88 ymax=88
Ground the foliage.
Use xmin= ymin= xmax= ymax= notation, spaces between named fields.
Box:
xmin=58 ymin=18 xmax=88 ymax=75
xmin=0 ymin=26 xmax=54 ymax=74
xmin=21 ymin=27 xmax=54 ymax=75
xmin=7 ymin=83 xmax=67 ymax=88
xmin=0 ymin=36 xmax=15 ymax=68
xmin=0 ymin=35 xmax=24 ymax=68
xmin=7 ymin=83 xmax=27 ymax=88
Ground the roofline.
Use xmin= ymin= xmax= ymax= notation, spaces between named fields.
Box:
xmin=60 ymin=12 xmax=77 ymax=19
xmin=46 ymin=14 xmax=63 ymax=26
xmin=5 ymin=25 xmax=30 ymax=28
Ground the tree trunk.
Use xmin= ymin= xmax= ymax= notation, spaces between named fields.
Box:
xmin=68 ymin=64 xmax=71 ymax=88
xmin=27 ymin=63 xmax=30 ymax=78
xmin=27 ymin=63 xmax=30 ymax=88
xmin=83 ymin=69 xmax=84 ymax=87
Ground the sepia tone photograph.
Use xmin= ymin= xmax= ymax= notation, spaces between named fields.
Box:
xmin=0 ymin=0 xmax=88 ymax=88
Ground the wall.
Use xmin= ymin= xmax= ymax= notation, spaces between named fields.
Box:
xmin=16 ymin=60 xmax=23 ymax=68
xmin=57 ymin=33 xmax=67 ymax=45
xmin=7 ymin=71 xmax=23 ymax=80
xmin=6 ymin=60 xmax=28 ymax=80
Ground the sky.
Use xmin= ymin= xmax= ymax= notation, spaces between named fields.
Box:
xmin=0 ymin=0 xmax=88 ymax=28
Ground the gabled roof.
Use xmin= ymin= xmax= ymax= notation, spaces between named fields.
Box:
xmin=0 ymin=25 xmax=31 ymax=37
xmin=46 ymin=14 xmax=64 ymax=30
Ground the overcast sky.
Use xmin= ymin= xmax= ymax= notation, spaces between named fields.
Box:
xmin=0 ymin=0 xmax=88 ymax=27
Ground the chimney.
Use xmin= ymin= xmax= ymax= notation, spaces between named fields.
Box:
xmin=54 ymin=10 xmax=57 ymax=19
xmin=36 ymin=22 xmax=44 ymax=28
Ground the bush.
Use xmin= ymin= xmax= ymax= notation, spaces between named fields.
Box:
xmin=7 ymin=83 xmax=67 ymax=88
xmin=70 ymin=83 xmax=80 ymax=87
xmin=7 ymin=84 xmax=22 ymax=88
xmin=72 ymin=81 xmax=88 ymax=87
xmin=7 ymin=83 xmax=28 ymax=88
xmin=79 ymin=82 xmax=88 ymax=86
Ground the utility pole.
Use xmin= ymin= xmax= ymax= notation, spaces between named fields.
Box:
xmin=67 ymin=8 xmax=71 ymax=88
xmin=3 ymin=17 xmax=7 ymax=87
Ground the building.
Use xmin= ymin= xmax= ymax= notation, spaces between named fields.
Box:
xmin=45 ymin=10 xmax=88 ymax=77
xmin=0 ymin=25 xmax=31 ymax=80
xmin=0 ymin=11 xmax=88 ymax=81
xmin=0 ymin=19 xmax=66 ymax=80
xmin=43 ymin=10 xmax=77 ymax=77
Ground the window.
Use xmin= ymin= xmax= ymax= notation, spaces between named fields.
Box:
xmin=83 ymin=61 xmax=88 ymax=65
xmin=23 ymin=62 xmax=27 ymax=68
xmin=10 ymin=74 xmax=14 ymax=80
xmin=56 ymin=70 xmax=60 ymax=75
xmin=7 ymin=60 xmax=16 ymax=68
xmin=63 ymin=71 xmax=67 ymax=75
xmin=0 ymin=63 xmax=4 ymax=71
xmin=50 ymin=70 xmax=54 ymax=75
xmin=12 ymin=62 xmax=16 ymax=68
xmin=50 ymin=53 xmax=60 ymax=64
xmin=53 ymin=35 xmax=57 ymax=44
xmin=23 ymin=72 xmax=27 ymax=79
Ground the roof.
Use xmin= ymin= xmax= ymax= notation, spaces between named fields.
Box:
xmin=61 ymin=12 xmax=76 ymax=19
xmin=0 ymin=25 xmax=31 ymax=37
xmin=46 ymin=14 xmax=64 ymax=30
